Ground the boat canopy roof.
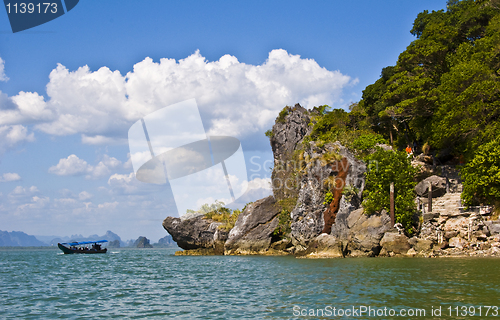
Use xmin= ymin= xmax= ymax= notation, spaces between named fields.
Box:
xmin=62 ymin=240 xmax=108 ymax=246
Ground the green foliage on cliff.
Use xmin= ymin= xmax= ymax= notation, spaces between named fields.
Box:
xmin=363 ymin=149 xmax=418 ymax=234
xmin=192 ymin=201 xmax=242 ymax=231
xmin=342 ymin=185 xmax=359 ymax=202
xmin=273 ymin=209 xmax=292 ymax=238
xmin=323 ymin=192 xmax=334 ymax=205
xmin=461 ymin=139 xmax=500 ymax=206
xmin=273 ymin=198 xmax=296 ymax=239
xmin=304 ymin=108 xmax=350 ymax=144
xmin=352 ymin=133 xmax=387 ymax=152
xmin=301 ymin=103 xmax=385 ymax=157
xmin=277 ymin=106 xmax=291 ymax=123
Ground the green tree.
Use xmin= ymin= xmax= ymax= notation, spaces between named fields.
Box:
xmin=363 ymin=149 xmax=418 ymax=234
xmin=461 ymin=139 xmax=500 ymax=206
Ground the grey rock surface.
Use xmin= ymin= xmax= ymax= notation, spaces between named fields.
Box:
xmin=162 ymin=216 xmax=228 ymax=252
xmin=291 ymin=142 xmax=366 ymax=246
xmin=484 ymin=221 xmax=500 ymax=235
xmin=380 ymin=232 xmax=410 ymax=255
xmin=345 ymin=209 xmax=392 ymax=256
xmin=225 ymin=196 xmax=281 ymax=254
xmin=415 ymin=175 xmax=447 ymax=198
xmin=269 ymin=104 xmax=312 ymax=165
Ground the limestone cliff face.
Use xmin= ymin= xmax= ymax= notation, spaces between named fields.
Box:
xmin=269 ymin=104 xmax=313 ymax=203
xmin=224 ymin=196 xmax=281 ymax=254
xmin=288 ymin=141 xmax=366 ymax=247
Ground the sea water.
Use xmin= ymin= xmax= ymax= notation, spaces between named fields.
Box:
xmin=1 ymin=248 xmax=499 ymax=319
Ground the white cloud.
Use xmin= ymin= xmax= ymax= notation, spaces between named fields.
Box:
xmin=17 ymin=196 xmax=50 ymax=211
xmin=0 ymin=172 xmax=21 ymax=182
xmin=0 ymin=50 xmax=356 ymax=149
xmin=245 ymin=177 xmax=272 ymax=191
xmin=107 ymin=173 xmax=138 ymax=194
xmin=8 ymin=185 xmax=41 ymax=205
xmin=49 ymin=154 xmax=89 ymax=176
xmin=0 ymin=57 xmax=8 ymax=82
xmin=10 ymin=185 xmax=39 ymax=196
xmin=81 ymin=134 xmax=126 ymax=145
xmin=0 ymin=125 xmax=35 ymax=154
xmin=48 ymin=154 xmax=122 ymax=179
xmin=97 ymin=201 xmax=119 ymax=210
xmin=78 ymin=191 xmax=92 ymax=201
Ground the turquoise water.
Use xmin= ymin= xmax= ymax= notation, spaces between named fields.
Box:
xmin=1 ymin=248 xmax=499 ymax=319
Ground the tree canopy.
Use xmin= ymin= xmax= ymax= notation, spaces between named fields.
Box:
xmin=358 ymin=0 xmax=500 ymax=158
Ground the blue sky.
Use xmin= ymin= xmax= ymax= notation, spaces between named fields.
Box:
xmin=0 ymin=0 xmax=447 ymax=242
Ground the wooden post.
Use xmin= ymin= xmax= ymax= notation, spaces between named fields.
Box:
xmin=432 ymin=151 xmax=436 ymax=171
xmin=390 ymin=182 xmax=395 ymax=226
xmin=428 ymin=181 xmax=432 ymax=213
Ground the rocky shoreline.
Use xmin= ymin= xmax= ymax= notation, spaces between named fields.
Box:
xmin=162 ymin=105 xmax=500 ymax=258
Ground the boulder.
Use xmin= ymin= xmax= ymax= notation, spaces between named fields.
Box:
xmin=407 ymin=248 xmax=417 ymax=257
xmin=484 ymin=221 xmax=500 ymax=235
xmin=449 ymin=237 xmax=467 ymax=248
xmin=380 ymin=232 xmax=410 ymax=255
xmin=415 ymin=175 xmax=447 ymax=198
xmin=444 ymin=217 xmax=468 ymax=232
xmin=224 ymin=196 xmax=281 ymax=254
xmin=342 ymin=209 xmax=391 ymax=256
xmin=414 ymin=239 xmax=433 ymax=253
xmin=444 ymin=231 xmax=459 ymax=239
xmin=162 ymin=216 xmax=228 ymax=253
xmin=300 ymin=233 xmax=345 ymax=258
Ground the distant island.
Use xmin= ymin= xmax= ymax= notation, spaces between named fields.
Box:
xmin=0 ymin=230 xmax=178 ymax=249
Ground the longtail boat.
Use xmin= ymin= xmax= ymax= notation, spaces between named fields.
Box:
xmin=57 ymin=240 xmax=108 ymax=254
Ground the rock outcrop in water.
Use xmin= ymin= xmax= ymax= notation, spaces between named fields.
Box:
xmin=161 ymin=104 xmax=500 ymax=258
xmin=225 ymin=196 xmax=281 ymax=254
xmin=162 ymin=216 xmax=228 ymax=255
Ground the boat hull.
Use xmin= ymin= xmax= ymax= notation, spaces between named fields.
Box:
xmin=58 ymin=243 xmax=107 ymax=254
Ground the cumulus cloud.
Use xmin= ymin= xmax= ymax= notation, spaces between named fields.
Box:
xmin=0 ymin=57 xmax=8 ymax=82
xmin=107 ymin=173 xmax=139 ymax=194
xmin=0 ymin=125 xmax=35 ymax=154
xmin=48 ymin=154 xmax=89 ymax=176
xmin=0 ymin=172 xmax=21 ymax=182
xmin=48 ymin=154 xmax=122 ymax=179
xmin=0 ymin=50 xmax=356 ymax=150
